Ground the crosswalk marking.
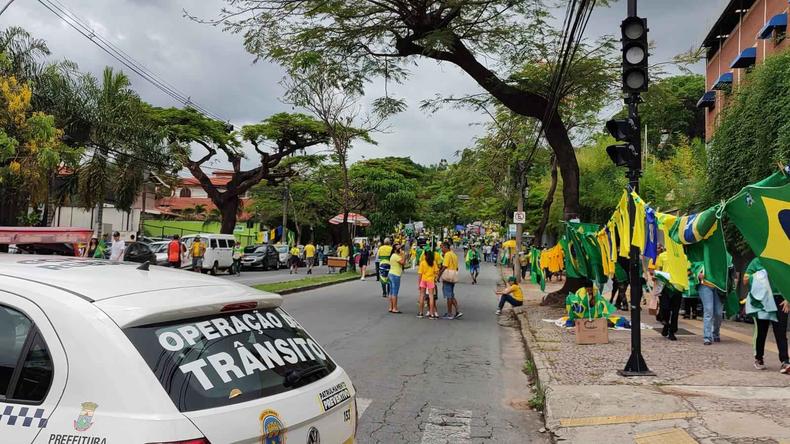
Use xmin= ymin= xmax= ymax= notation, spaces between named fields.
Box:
xmin=420 ymin=407 xmax=472 ymax=444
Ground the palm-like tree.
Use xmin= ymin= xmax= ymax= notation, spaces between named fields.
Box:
xmin=192 ymin=204 xmax=207 ymax=219
xmin=0 ymin=27 xmax=50 ymax=82
xmin=76 ymin=67 xmax=163 ymax=238
xmin=181 ymin=207 xmax=195 ymax=220
xmin=203 ymin=208 xmax=221 ymax=229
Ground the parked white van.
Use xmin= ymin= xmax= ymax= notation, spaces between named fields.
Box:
xmin=181 ymin=234 xmax=235 ymax=275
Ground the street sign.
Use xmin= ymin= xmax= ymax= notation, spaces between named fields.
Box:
xmin=513 ymin=211 xmax=526 ymax=224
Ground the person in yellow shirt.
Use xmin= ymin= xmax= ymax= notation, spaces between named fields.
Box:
xmin=304 ymin=242 xmax=316 ymax=274
xmin=438 ymin=242 xmax=463 ymax=319
xmin=289 ymin=245 xmax=301 ymax=274
xmin=495 ymin=276 xmax=524 ymax=315
xmin=417 ymin=247 xmax=439 ymax=319
xmin=189 ymin=235 xmax=206 ymax=272
xmin=410 ymin=244 xmax=418 ymax=268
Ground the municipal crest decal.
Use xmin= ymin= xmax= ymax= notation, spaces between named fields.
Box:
xmin=74 ymin=401 xmax=98 ymax=432
xmin=260 ymin=408 xmax=287 ymax=444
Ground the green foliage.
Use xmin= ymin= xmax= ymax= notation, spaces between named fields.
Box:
xmin=706 ymin=50 xmax=790 ymax=257
xmin=638 ymin=75 xmax=706 ymax=158
xmin=707 ymin=51 xmax=790 ymax=203
xmin=349 ymin=157 xmax=420 ymax=235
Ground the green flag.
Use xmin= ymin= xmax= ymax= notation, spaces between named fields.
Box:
xmin=530 ymin=247 xmax=545 ymax=291
xmin=559 ymin=236 xmax=581 ymax=278
xmin=724 ymin=170 xmax=790 ymax=301
xmin=565 ymin=222 xmax=607 ymax=285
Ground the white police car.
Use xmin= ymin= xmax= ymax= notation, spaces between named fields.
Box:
xmin=0 ymin=255 xmax=357 ymax=444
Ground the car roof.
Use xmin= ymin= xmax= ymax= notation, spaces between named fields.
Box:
xmin=0 ymin=254 xmax=265 ymax=302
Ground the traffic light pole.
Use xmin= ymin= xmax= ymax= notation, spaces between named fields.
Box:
xmin=618 ymin=95 xmax=654 ymax=377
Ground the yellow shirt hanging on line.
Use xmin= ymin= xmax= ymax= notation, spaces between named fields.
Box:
xmin=656 ymin=213 xmax=690 ymax=291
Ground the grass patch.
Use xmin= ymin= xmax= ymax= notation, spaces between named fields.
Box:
xmin=523 ymin=359 xmax=537 ymax=378
xmin=253 ymin=271 xmax=361 ymax=293
xmin=528 ymin=382 xmax=546 ymax=411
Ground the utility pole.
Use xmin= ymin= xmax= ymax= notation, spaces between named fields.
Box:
xmin=606 ymin=0 xmax=654 ymax=376
xmin=514 ymin=160 xmax=526 ymax=282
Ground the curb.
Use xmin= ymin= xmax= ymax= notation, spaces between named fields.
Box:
xmin=261 ymin=270 xmax=377 ymax=295
xmin=513 ymin=306 xmax=560 ymax=434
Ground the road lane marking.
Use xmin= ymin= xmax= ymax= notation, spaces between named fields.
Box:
xmin=420 ymin=407 xmax=472 ymax=444
xmin=558 ymin=411 xmax=697 ymax=428
xmin=357 ymin=397 xmax=372 ymax=418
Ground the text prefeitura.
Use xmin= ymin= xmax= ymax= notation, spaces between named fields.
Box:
xmin=156 ymin=310 xmax=328 ymax=390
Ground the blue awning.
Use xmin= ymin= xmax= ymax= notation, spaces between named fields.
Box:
xmin=757 ymin=13 xmax=787 ymax=39
xmin=730 ymin=47 xmax=757 ymax=69
xmin=713 ymin=72 xmax=733 ymax=90
xmin=697 ymin=91 xmax=716 ymax=109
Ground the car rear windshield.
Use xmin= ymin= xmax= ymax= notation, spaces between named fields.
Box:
xmin=124 ymin=308 xmax=336 ymax=412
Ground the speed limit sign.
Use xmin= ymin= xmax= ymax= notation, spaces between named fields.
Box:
xmin=513 ymin=211 xmax=526 ymax=224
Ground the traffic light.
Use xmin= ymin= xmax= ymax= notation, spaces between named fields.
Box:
xmin=620 ymin=16 xmax=648 ymax=93
xmin=605 ymin=118 xmax=640 ymax=170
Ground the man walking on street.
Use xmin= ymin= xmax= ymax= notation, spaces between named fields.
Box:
xmin=109 ymin=231 xmax=125 ymax=262
xmin=305 ymin=241 xmax=316 ymax=274
xmin=190 ymin=235 xmax=206 ymax=272
xmin=167 ymin=234 xmax=185 ymax=268
xmin=438 ymin=242 xmax=463 ymax=319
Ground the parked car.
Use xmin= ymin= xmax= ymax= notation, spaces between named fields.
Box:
xmin=0 ymin=255 xmax=357 ymax=444
xmin=181 ymin=233 xmax=235 ymax=275
xmin=122 ymin=241 xmax=157 ymax=264
xmin=149 ymin=241 xmax=170 ymax=265
xmin=274 ymin=244 xmax=290 ymax=269
xmin=241 ymin=245 xmax=280 ymax=270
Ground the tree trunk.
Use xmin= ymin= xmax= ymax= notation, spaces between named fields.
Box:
xmin=281 ymin=184 xmax=289 ymax=244
xmin=95 ymin=201 xmax=105 ymax=238
xmin=219 ymin=197 xmax=240 ymax=234
xmin=533 ymin=155 xmax=559 ymax=246
xmin=541 ymin=277 xmax=585 ymax=307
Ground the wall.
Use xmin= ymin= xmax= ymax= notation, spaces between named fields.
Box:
xmin=705 ymin=0 xmax=789 ymax=140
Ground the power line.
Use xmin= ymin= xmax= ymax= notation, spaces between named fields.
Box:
xmin=36 ymin=0 xmax=227 ymax=123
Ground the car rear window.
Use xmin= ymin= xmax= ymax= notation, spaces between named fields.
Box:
xmin=124 ymin=308 xmax=336 ymax=412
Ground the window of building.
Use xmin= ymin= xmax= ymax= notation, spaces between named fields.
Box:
xmin=179 ymin=188 xmax=192 ymax=198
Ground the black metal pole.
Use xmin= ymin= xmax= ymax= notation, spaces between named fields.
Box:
xmin=619 ymin=97 xmax=654 ymax=377
xmin=627 ymin=0 xmax=636 ymax=16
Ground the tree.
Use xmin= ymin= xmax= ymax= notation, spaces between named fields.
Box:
xmin=77 ymin=67 xmax=167 ymax=238
xmin=0 ymin=64 xmax=72 ymax=227
xmin=152 ymin=108 xmax=329 ymax=233
xmin=632 ymin=74 xmax=705 ymax=159
xmin=350 ymin=158 xmax=419 ymax=235
xmin=205 ymin=0 xmax=605 ymax=220
xmin=282 ymin=67 xmax=391 ymax=244
xmin=192 ymin=203 xmax=207 ymax=220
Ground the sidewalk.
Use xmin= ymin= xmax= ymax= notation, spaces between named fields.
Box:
xmin=512 ymin=279 xmax=790 ymax=444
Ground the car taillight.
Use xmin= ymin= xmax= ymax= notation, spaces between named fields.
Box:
xmin=147 ymin=439 xmax=210 ymax=444
xmin=221 ymin=301 xmax=258 ymax=312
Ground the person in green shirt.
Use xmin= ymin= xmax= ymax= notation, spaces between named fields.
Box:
xmin=744 ymin=258 xmax=789 ymax=373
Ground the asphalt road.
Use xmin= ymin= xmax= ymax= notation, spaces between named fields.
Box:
xmin=277 ymin=261 xmax=549 ymax=443
xmin=219 ymin=263 xmax=334 ymax=285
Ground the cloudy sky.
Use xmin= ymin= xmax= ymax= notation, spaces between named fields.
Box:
xmin=1 ymin=0 xmax=728 ymax=169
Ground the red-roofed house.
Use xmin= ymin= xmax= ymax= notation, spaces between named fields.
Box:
xmin=155 ymin=171 xmax=252 ymax=219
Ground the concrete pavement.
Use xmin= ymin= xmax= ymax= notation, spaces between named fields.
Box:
xmin=516 ymin=279 xmax=790 ymax=444
xmin=278 ymin=261 xmax=549 ymax=443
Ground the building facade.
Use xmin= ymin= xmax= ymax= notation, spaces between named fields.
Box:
xmin=700 ymin=0 xmax=788 ymax=140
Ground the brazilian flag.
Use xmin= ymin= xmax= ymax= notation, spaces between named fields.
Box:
xmin=559 ymin=236 xmax=581 ymax=278
xmin=565 ymin=222 xmax=607 ymax=286
xmin=725 ymin=170 xmax=790 ymax=302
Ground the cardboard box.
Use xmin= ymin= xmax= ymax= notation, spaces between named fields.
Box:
xmin=575 ymin=318 xmax=609 ymax=345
